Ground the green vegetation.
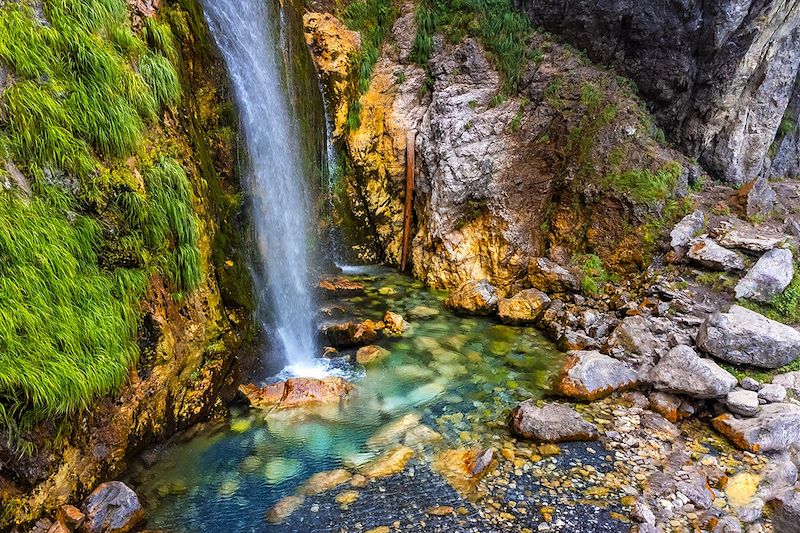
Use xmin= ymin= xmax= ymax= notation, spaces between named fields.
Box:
xmin=0 ymin=192 xmax=143 ymax=446
xmin=578 ymin=253 xmax=614 ymax=296
xmin=604 ymin=161 xmax=683 ymax=205
xmin=410 ymin=0 xmax=533 ymax=94
xmin=563 ymin=82 xmax=617 ymax=180
xmin=779 ymin=117 xmax=796 ymax=138
xmin=341 ymin=0 xmax=395 ymax=127
xmin=740 ymin=273 xmax=800 ymax=325
xmin=0 ymin=0 xmax=200 ymax=445
xmin=721 ymin=357 xmax=800 ymax=384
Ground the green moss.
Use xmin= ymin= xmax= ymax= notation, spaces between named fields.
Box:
xmin=577 ymin=253 xmax=614 ymax=296
xmin=0 ymin=192 xmax=143 ymax=444
xmin=604 ymin=161 xmax=682 ymax=205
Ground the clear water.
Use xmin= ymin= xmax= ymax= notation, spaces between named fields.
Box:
xmin=127 ymin=267 xmax=561 ymax=532
xmin=202 ymin=0 xmax=318 ymax=367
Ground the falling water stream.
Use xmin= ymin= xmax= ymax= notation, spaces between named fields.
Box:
xmin=203 ymin=0 xmax=319 ymax=373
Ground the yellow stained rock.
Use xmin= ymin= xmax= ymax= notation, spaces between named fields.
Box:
xmin=360 ymin=445 xmax=415 ymax=478
xmin=367 ymin=413 xmax=420 ymax=449
xmin=265 ymin=495 xmax=305 ymax=524
xmin=298 ymin=468 xmax=352 ymax=496
xmin=335 ymin=490 xmax=360 ymax=505
xmin=725 ymin=472 xmax=761 ymax=508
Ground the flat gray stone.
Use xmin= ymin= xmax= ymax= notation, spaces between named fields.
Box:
xmin=510 ymin=401 xmax=598 ymax=442
xmin=713 ymin=403 xmax=800 ymax=452
xmin=670 ymin=210 xmax=705 ymax=249
xmin=552 ymin=350 xmax=638 ymax=400
xmin=773 ymin=371 xmax=800 ymax=395
xmin=687 ymin=236 xmax=745 ymax=271
xmin=696 ymin=305 xmax=800 ymax=368
xmin=649 ymin=345 xmax=737 ymax=399
xmin=758 ymin=383 xmax=787 ymax=403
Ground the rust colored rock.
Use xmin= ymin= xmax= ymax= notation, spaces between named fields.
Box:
xmin=444 ymin=279 xmax=498 ymax=315
xmin=298 ymin=469 xmax=353 ymax=496
xmin=265 ymin=495 xmax=305 ymax=524
xmin=79 ymin=481 xmax=144 ymax=533
xmin=551 ymin=350 xmax=637 ymax=401
xmin=56 ymin=504 xmax=85 ymax=530
xmin=317 ymin=277 xmax=365 ymax=296
xmin=497 ymin=288 xmax=551 ymax=324
xmin=46 ymin=522 xmax=70 ymax=533
xmin=323 ymin=320 xmax=380 ymax=348
xmin=238 ymin=377 xmax=352 ymax=409
xmin=712 ymin=403 xmax=800 ymax=452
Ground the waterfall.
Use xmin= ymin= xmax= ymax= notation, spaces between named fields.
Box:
xmin=203 ymin=0 xmax=319 ymax=371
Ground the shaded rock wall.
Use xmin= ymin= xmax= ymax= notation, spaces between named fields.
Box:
xmin=516 ymin=0 xmax=800 ymax=185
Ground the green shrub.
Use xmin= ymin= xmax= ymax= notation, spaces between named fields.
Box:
xmin=741 ymin=273 xmax=800 ymax=325
xmin=604 ymin=161 xmax=682 ymax=205
xmin=578 ymin=253 xmax=613 ymax=296
xmin=342 ymin=0 xmax=395 ymax=99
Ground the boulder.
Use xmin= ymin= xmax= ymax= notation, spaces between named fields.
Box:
xmin=527 ymin=257 xmax=580 ymax=293
xmin=696 ymin=305 xmax=800 ymax=368
xmin=740 ymin=377 xmax=761 ymax=391
xmin=444 ymin=279 xmax=498 ymax=315
xmin=80 ymin=482 xmax=144 ymax=533
xmin=510 ymin=401 xmax=599 ymax=442
xmin=758 ymin=384 xmax=787 ymax=403
xmin=497 ymin=288 xmax=551 ymax=324
xmin=606 ymin=315 xmax=663 ymax=367
xmin=355 ymin=345 xmax=390 ymax=365
xmin=716 ymin=223 xmax=789 ymax=253
xmin=724 ymin=389 xmax=760 ymax=417
xmin=670 ymin=210 xmax=705 ymax=249
xmin=360 ymin=445 xmax=414 ymax=478
xmin=382 ymin=310 xmax=408 ymax=336
xmin=687 ymin=237 xmax=745 ymax=271
xmin=317 ymin=277 xmax=365 ymax=296
xmin=712 ymin=403 xmax=800 ymax=452
xmin=551 ymin=350 xmax=638 ymax=400
xmin=266 ymin=495 xmax=305 ymax=524
xmin=238 ymin=377 xmax=352 ymax=409
xmin=734 ymin=248 xmax=794 ymax=302
xmin=323 ymin=319 xmax=380 ymax=348
xmin=773 ymin=371 xmax=800 ymax=396
xmin=648 ymin=345 xmax=737 ymax=399
xmin=298 ymin=468 xmax=352 ymax=495
xmin=771 ymin=492 xmax=800 ymax=533
xmin=56 ymin=505 xmax=85 ymax=531
xmin=648 ymin=391 xmax=694 ymax=423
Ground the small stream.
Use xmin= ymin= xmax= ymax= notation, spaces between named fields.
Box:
xmin=126 ymin=267 xmax=561 ymax=532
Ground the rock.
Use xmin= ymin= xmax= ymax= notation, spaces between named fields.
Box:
xmin=696 ymin=305 xmax=800 ymax=368
xmin=367 ymin=413 xmax=420 ymax=449
xmin=426 ymin=506 xmax=454 ymax=516
xmin=717 ymin=223 xmax=789 ymax=253
xmin=670 ymin=210 xmax=705 ymax=249
xmin=238 ymin=377 xmax=352 ymax=409
xmin=740 ymin=377 xmax=761 ymax=391
xmin=758 ymin=384 xmax=787 ymax=403
xmin=266 ymin=495 xmax=305 ymax=524
xmin=725 ymin=389 xmax=761 ymax=417
xmin=773 ymin=371 xmax=800 ymax=396
xmin=711 ymin=516 xmax=743 ymax=533
xmin=444 ymin=279 xmax=498 ymax=315
xmin=402 ymin=424 xmax=442 ymax=447
xmin=771 ymin=492 xmax=800 ymax=533
xmin=80 ymin=482 xmax=144 ymax=533
xmin=631 ymin=501 xmax=655 ymax=525
xmin=317 ymin=277 xmax=365 ymax=296
xmin=323 ymin=319 xmax=380 ymax=348
xmin=648 ymin=391 xmax=693 ymax=423
xmin=298 ymin=469 xmax=352 ymax=495
xmin=607 ymin=315 xmax=663 ymax=367
xmin=497 ymin=288 xmax=551 ymax=324
xmin=382 ymin=310 xmax=408 ymax=336
xmin=408 ymin=305 xmax=439 ymax=319
xmin=746 ymin=175 xmax=778 ymax=218
xmin=734 ymin=248 xmax=794 ymax=302
xmin=56 ymin=505 xmax=85 ymax=530
xmin=355 ymin=345 xmax=390 ymax=365
xmin=510 ymin=401 xmax=599 ymax=442
xmin=641 ymin=411 xmax=680 ymax=439
xmin=676 ymin=479 xmax=714 ymax=510
xmin=648 ymin=345 xmax=737 ymax=399
xmin=687 ymin=237 xmax=745 ymax=271
xmin=528 ymin=257 xmax=580 ymax=293
xmin=712 ymin=403 xmax=800 ymax=452
xmin=360 ymin=445 xmax=414 ymax=478
xmin=470 ymin=448 xmax=494 ymax=476
xmin=551 ymin=350 xmax=638 ymax=400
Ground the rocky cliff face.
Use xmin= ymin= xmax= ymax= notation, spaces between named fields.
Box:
xmin=0 ymin=0 xmax=252 ymax=526
xmin=307 ymin=3 xmax=694 ymax=291
xmin=516 ymin=0 xmax=800 ymax=186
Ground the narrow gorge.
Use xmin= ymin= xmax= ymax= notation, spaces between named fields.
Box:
xmin=2 ymin=1 xmax=800 ymax=532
